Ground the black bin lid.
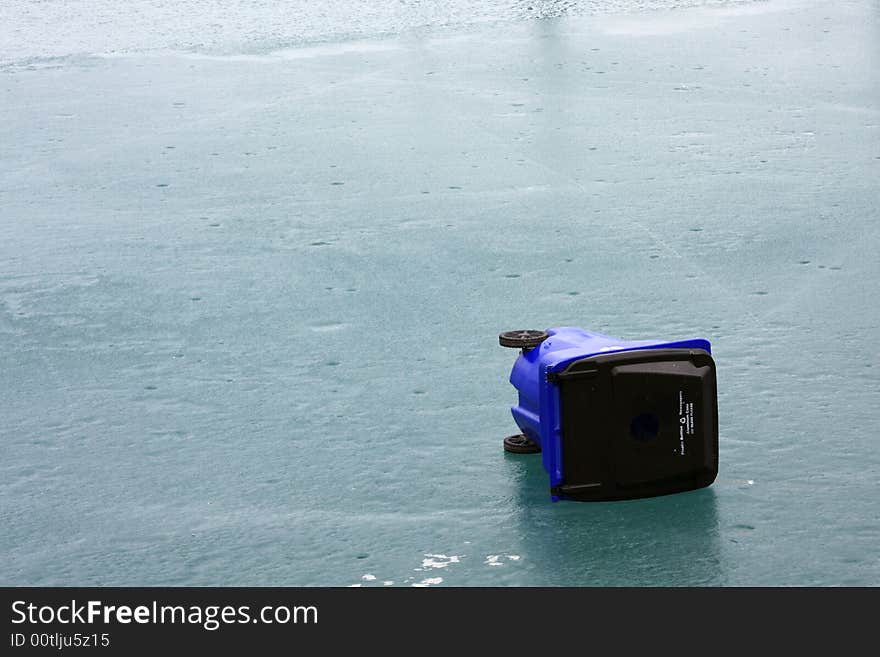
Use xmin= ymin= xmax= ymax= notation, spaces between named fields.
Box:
xmin=551 ymin=348 xmax=718 ymax=501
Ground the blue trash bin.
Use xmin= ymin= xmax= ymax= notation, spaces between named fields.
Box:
xmin=499 ymin=327 xmax=718 ymax=501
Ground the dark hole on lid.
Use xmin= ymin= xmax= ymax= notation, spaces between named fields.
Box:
xmin=630 ymin=412 xmax=660 ymax=442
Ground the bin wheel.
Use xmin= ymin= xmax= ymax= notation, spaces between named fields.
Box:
xmin=499 ymin=330 xmax=549 ymax=349
xmin=503 ymin=434 xmax=542 ymax=454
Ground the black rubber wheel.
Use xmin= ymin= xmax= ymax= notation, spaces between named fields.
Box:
xmin=503 ymin=434 xmax=542 ymax=454
xmin=499 ymin=329 xmax=549 ymax=349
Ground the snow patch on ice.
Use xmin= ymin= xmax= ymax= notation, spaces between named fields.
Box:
xmin=419 ymin=554 xmax=461 ymax=570
xmin=412 ymin=577 xmax=443 ymax=587
xmin=485 ymin=554 xmax=522 ymax=566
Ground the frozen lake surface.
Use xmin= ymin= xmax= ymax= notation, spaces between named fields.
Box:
xmin=1 ymin=0 xmax=879 ymax=586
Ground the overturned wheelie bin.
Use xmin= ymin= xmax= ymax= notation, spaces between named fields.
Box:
xmin=499 ymin=327 xmax=718 ymax=502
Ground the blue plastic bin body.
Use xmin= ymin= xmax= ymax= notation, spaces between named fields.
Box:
xmin=508 ymin=327 xmax=712 ymax=501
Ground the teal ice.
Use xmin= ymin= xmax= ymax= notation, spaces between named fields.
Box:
xmin=1 ymin=0 xmax=878 ymax=586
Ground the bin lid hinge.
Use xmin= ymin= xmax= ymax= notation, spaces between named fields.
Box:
xmin=549 ymin=367 xmax=598 ymax=382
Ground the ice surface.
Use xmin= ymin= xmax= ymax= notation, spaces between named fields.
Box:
xmin=0 ymin=1 xmax=777 ymax=64
xmin=1 ymin=0 xmax=879 ymax=585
